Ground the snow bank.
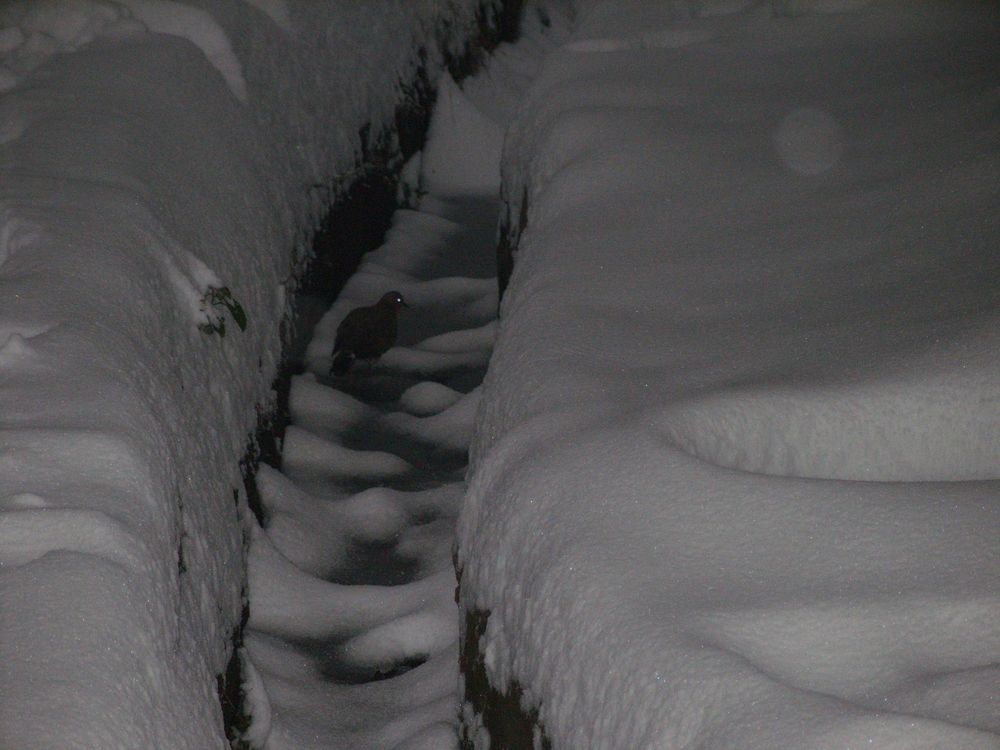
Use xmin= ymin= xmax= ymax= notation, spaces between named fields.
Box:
xmin=459 ymin=1 xmax=1000 ymax=747
xmin=0 ymin=1 xmax=498 ymax=747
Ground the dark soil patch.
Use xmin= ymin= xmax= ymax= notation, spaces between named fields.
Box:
xmin=217 ymin=604 xmax=253 ymax=749
xmin=459 ymin=607 xmax=552 ymax=749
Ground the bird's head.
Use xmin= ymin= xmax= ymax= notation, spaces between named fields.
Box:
xmin=379 ymin=291 xmax=408 ymax=308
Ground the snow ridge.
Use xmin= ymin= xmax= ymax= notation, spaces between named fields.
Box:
xmin=0 ymin=2 xmax=493 ymax=747
xmin=460 ymin=1 xmax=1000 ymax=748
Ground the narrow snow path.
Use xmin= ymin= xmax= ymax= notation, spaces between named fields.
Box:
xmin=244 ymin=192 xmax=498 ymax=749
xmin=239 ymin=14 xmax=563 ymax=745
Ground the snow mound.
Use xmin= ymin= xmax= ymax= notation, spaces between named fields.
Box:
xmin=120 ymin=0 xmax=247 ymax=101
xmin=400 ymin=381 xmax=465 ymax=416
xmin=660 ymin=340 xmax=1000 ymax=481
xmin=422 ymin=72 xmax=505 ymax=196
xmin=284 ymin=426 xmax=413 ymax=482
xmin=416 ymin=321 xmax=496 ymax=353
xmin=459 ymin=1 xmax=1000 ymax=747
xmin=241 ymin=0 xmax=291 ymax=33
xmin=385 ymin=387 xmax=483 ymax=452
xmin=0 ymin=0 xmax=124 ymax=92
xmin=0 ymin=0 xmax=247 ymax=100
xmin=381 ymin=345 xmax=491 ymax=375
xmin=249 ymin=526 xmax=456 ymax=641
xmin=290 ymin=373 xmax=372 ymax=433
xmin=0 ymin=1 xmax=492 ymax=745
xmin=259 ymin=465 xmax=397 ymax=575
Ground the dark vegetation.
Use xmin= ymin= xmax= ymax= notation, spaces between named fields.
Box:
xmin=497 ymin=185 xmax=530 ymax=305
xmin=217 ymin=603 xmax=253 ymax=750
xmin=459 ymin=608 xmax=552 ymax=750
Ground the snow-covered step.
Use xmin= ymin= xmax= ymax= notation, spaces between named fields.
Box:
xmin=399 ymin=381 xmax=466 ymax=416
xmin=282 ymin=426 xmax=413 ymax=486
xmin=289 ymin=373 xmax=482 ymax=455
xmin=246 ymin=633 xmax=460 ymax=750
xmin=249 ymin=528 xmax=456 ymax=642
xmin=288 ymin=376 xmax=373 ymax=434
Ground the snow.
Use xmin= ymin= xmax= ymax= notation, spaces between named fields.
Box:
xmin=241 ymin=32 xmax=529 ymax=744
xmin=6 ymin=0 xmax=995 ymax=745
xmin=125 ymin=0 xmax=249 ymax=101
xmin=422 ymin=73 xmax=506 ymax=196
xmin=0 ymin=0 xmax=247 ymax=99
xmin=384 ymin=387 xmax=483 ymax=452
xmin=247 ymin=634 xmax=461 ymax=750
xmin=240 ymin=649 xmax=274 ymax=748
xmin=250 ymin=525 xmax=457 ymax=642
xmin=400 ymin=381 xmax=466 ymax=416
xmin=240 ymin=0 xmax=291 ymax=34
xmin=290 ymin=373 xmax=372 ymax=429
xmin=285 ymin=425 xmax=413 ymax=478
xmin=458 ymin=1 xmax=1000 ymax=748
xmin=0 ymin=0 xmax=494 ymax=747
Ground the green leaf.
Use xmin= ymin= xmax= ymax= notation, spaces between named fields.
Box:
xmin=200 ymin=285 xmax=247 ymax=336
xmin=224 ymin=296 xmax=247 ymax=332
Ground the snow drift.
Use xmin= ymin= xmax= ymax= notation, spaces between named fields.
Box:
xmin=0 ymin=1 xmax=503 ymax=747
xmin=458 ymin=1 xmax=1000 ymax=748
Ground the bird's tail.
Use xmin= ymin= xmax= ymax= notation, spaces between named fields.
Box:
xmin=330 ymin=350 xmax=354 ymax=376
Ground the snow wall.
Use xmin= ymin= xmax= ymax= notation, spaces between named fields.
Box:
xmin=459 ymin=1 xmax=1000 ymax=748
xmin=0 ymin=1 xmax=516 ymax=747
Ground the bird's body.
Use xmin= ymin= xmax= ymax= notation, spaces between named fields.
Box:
xmin=330 ymin=291 xmax=407 ymax=375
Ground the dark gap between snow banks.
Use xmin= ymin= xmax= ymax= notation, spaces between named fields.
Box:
xmin=460 ymin=179 xmax=556 ymax=750
xmin=460 ymin=608 xmax=553 ymax=750
xmin=218 ymin=3 xmax=525 ymax=747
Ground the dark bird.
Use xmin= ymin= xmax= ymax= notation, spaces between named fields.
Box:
xmin=330 ymin=291 xmax=408 ymax=376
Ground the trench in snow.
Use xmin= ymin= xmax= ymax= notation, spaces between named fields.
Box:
xmin=240 ymin=182 xmax=499 ymax=748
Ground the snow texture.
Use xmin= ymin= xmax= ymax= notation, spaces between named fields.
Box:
xmin=0 ymin=1 xmax=493 ymax=747
xmin=459 ymin=1 xmax=1000 ymax=748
